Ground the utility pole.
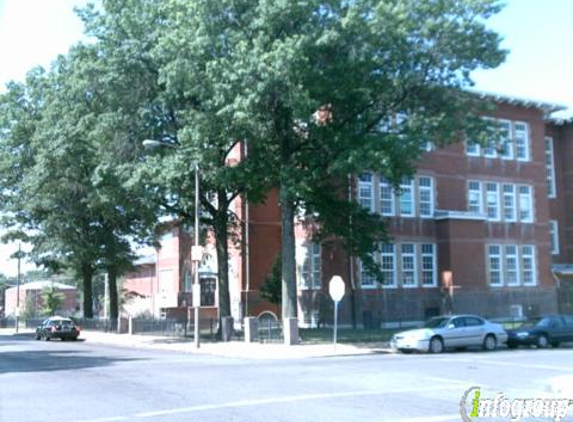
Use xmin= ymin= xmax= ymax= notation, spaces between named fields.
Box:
xmin=15 ymin=243 xmax=21 ymax=334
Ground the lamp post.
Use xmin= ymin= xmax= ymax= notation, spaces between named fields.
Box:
xmin=142 ymin=139 xmax=201 ymax=348
xmin=15 ymin=242 xmax=21 ymax=334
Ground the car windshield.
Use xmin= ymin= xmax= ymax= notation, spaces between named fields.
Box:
xmin=517 ymin=317 xmax=550 ymax=328
xmin=423 ymin=317 xmax=450 ymax=329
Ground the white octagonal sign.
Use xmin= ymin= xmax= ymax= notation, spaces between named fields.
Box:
xmin=329 ymin=276 xmax=345 ymax=302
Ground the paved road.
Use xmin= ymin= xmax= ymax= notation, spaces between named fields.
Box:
xmin=1 ymin=334 xmax=573 ymax=422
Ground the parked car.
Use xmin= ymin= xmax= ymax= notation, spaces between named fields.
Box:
xmin=35 ymin=316 xmax=80 ymax=341
xmin=507 ymin=315 xmax=573 ymax=348
xmin=391 ymin=315 xmax=508 ymax=353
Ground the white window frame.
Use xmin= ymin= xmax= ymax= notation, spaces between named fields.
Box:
xmin=300 ymin=243 xmax=321 ymax=289
xmin=466 ymin=140 xmax=481 ymax=157
xmin=380 ymin=244 xmax=397 ymax=288
xmin=486 ymin=182 xmax=500 ymax=221
xmin=514 ymin=122 xmax=530 ymax=162
xmin=518 ymin=185 xmax=534 ymax=223
xmin=359 ymin=259 xmax=377 ymax=289
xmin=358 ymin=173 xmax=374 ymax=212
xmin=379 ymin=177 xmax=395 ymax=216
xmin=521 ymin=245 xmax=536 ymax=286
xmin=504 ymin=245 xmax=520 ymax=286
xmin=468 ymin=180 xmax=483 ymax=214
xmin=499 ymin=120 xmax=514 ymax=160
xmin=550 ymin=220 xmax=559 ymax=255
xmin=400 ymin=243 xmax=418 ymax=288
xmin=418 ymin=176 xmax=434 ymax=218
xmin=420 ymin=244 xmax=437 ymax=287
xmin=488 ymin=245 xmax=503 ymax=287
xmin=502 ymin=184 xmax=517 ymax=222
xmin=399 ymin=178 xmax=415 ymax=217
xmin=545 ymin=136 xmax=556 ymax=198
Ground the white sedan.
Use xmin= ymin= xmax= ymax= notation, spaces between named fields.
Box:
xmin=390 ymin=315 xmax=508 ymax=353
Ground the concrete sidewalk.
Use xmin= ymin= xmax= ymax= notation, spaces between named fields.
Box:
xmin=0 ymin=328 xmax=393 ymax=359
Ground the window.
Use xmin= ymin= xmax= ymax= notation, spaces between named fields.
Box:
xmin=421 ymin=244 xmax=437 ymax=287
xmin=549 ymin=220 xmax=559 ymax=255
xmin=401 ymin=244 xmax=417 ymax=288
xmin=301 ymin=243 xmax=321 ymax=289
xmin=466 ymin=141 xmax=481 ymax=156
xmin=380 ymin=244 xmax=396 ymax=287
xmin=488 ymin=245 xmax=503 ymax=287
xmin=379 ymin=177 xmax=395 ymax=216
xmin=505 ymin=245 xmax=519 ymax=286
xmin=502 ymin=184 xmax=517 ymax=222
xmin=486 ymin=182 xmax=500 ymax=221
xmin=419 ymin=177 xmax=434 ymax=218
xmin=545 ymin=137 xmax=556 ymax=198
xmin=360 ymin=260 xmax=377 ymax=288
xmin=518 ymin=185 xmax=533 ymax=223
xmin=399 ymin=178 xmax=415 ymax=217
xmin=200 ymin=278 xmax=216 ymax=306
xmin=499 ymin=120 xmax=513 ymax=159
xmin=358 ymin=173 xmax=374 ymax=212
xmin=521 ymin=245 xmax=536 ymax=286
xmin=184 ymin=268 xmax=192 ymax=293
xmin=515 ymin=122 xmax=530 ymax=161
xmin=468 ymin=181 xmax=483 ymax=214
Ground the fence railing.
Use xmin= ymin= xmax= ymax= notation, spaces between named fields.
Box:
xmin=258 ymin=319 xmax=283 ymax=343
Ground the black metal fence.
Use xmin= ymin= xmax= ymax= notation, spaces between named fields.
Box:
xmin=258 ymin=319 xmax=283 ymax=343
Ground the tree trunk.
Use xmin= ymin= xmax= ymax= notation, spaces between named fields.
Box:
xmin=107 ymin=266 xmax=119 ymax=320
xmin=82 ymin=263 xmax=94 ymax=319
xmin=280 ymin=191 xmax=297 ymax=319
xmin=215 ymin=220 xmax=231 ymax=320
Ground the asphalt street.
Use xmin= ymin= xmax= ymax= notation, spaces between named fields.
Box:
xmin=1 ymin=334 xmax=573 ymax=422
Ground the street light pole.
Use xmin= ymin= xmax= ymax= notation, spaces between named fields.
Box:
xmin=142 ymin=139 xmax=201 ymax=348
xmin=193 ymin=162 xmax=201 ymax=349
xmin=15 ymin=242 xmax=21 ymax=334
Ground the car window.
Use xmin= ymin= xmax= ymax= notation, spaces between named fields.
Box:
xmin=463 ymin=317 xmax=484 ymax=327
xmin=451 ymin=318 xmax=465 ymax=328
xmin=424 ymin=317 xmax=450 ymax=328
xmin=564 ymin=316 xmax=573 ymax=326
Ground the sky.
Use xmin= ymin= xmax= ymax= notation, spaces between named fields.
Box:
xmin=0 ymin=0 xmax=572 ymax=277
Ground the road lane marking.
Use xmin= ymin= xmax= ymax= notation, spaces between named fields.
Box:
xmin=134 ymin=385 xmax=462 ymax=418
xmin=67 ymin=417 xmax=128 ymax=422
xmin=376 ymin=414 xmax=461 ymax=422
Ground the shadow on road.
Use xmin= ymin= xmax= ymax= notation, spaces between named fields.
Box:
xmin=0 ymin=334 xmax=147 ymax=374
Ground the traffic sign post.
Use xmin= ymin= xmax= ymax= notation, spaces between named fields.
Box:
xmin=329 ymin=276 xmax=345 ymax=352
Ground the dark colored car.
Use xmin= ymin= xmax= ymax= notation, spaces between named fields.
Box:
xmin=507 ymin=315 xmax=573 ymax=348
xmin=35 ymin=316 xmax=80 ymax=341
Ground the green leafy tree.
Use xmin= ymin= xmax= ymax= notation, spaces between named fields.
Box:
xmin=260 ymin=255 xmax=282 ymax=306
xmin=21 ymin=294 xmax=37 ymax=320
xmin=150 ymin=0 xmax=505 ymax=319
xmin=41 ymin=284 xmax=64 ymax=317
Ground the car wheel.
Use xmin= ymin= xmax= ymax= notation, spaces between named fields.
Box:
xmin=399 ymin=349 xmax=413 ymax=354
xmin=536 ymin=334 xmax=549 ymax=348
xmin=35 ymin=333 xmax=41 ymax=340
xmin=429 ymin=336 xmax=444 ymax=354
xmin=45 ymin=335 xmax=51 ymax=341
xmin=61 ymin=338 xmax=66 ymax=342
xmin=483 ymin=334 xmax=497 ymax=351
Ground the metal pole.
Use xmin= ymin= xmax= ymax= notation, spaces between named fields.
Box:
xmin=194 ymin=163 xmax=200 ymax=349
xmin=15 ymin=243 xmax=21 ymax=334
xmin=244 ymin=140 xmax=250 ymax=318
xmin=333 ymin=300 xmax=339 ymax=353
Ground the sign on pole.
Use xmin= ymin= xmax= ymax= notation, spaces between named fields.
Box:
xmin=329 ymin=276 xmax=345 ymax=302
xmin=329 ymin=276 xmax=345 ymax=352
